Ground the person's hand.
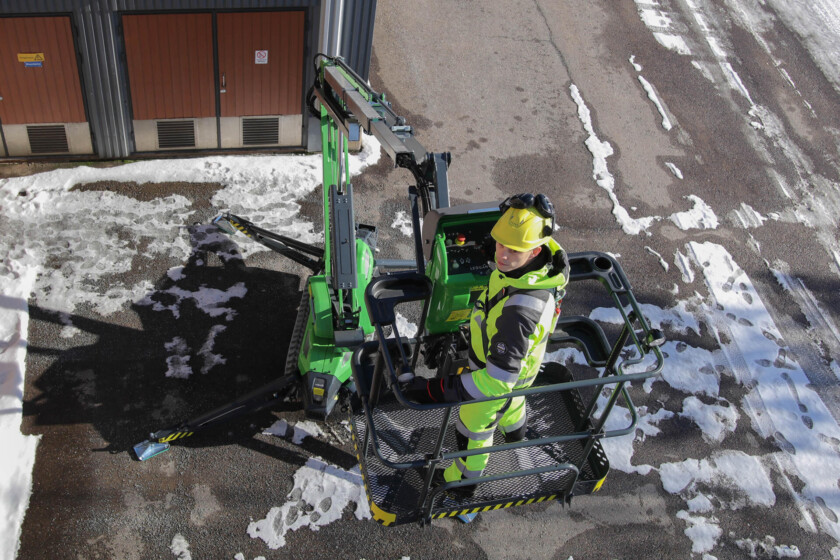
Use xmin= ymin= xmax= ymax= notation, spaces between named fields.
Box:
xmin=400 ymin=377 xmax=431 ymax=402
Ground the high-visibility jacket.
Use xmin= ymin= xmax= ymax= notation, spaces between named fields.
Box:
xmin=461 ymin=237 xmax=568 ymax=400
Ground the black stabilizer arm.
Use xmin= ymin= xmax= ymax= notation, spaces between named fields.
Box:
xmin=214 ymin=213 xmax=324 ymax=272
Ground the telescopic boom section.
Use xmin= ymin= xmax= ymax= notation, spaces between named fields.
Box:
xmin=311 ymin=56 xmax=451 ymax=218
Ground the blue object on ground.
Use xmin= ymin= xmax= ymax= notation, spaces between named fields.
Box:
xmin=456 ymin=512 xmax=478 ymax=523
xmin=133 ymin=440 xmax=170 ymax=461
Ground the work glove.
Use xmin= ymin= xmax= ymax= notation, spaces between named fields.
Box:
xmin=550 ymin=248 xmax=570 ymax=280
xmin=400 ymin=375 xmax=474 ymax=404
xmin=400 ymin=377 xmax=435 ymax=403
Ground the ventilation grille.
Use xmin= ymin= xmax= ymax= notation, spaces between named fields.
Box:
xmin=156 ymin=120 xmax=196 ymax=149
xmin=242 ymin=117 xmax=279 ymax=146
xmin=27 ymin=125 xmax=69 ymax=154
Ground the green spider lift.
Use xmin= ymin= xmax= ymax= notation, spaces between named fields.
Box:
xmin=133 ymin=56 xmax=665 ymax=529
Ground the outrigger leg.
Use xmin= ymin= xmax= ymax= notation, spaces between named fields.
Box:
xmin=132 ymin=375 xmax=299 ymax=461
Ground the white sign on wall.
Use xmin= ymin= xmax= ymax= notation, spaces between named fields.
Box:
xmin=255 ymin=50 xmax=268 ymax=64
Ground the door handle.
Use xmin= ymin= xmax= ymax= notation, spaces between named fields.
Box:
xmin=220 ymin=72 xmax=226 ymax=94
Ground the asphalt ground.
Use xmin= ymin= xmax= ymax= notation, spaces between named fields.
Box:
xmin=11 ymin=1 xmax=840 ymax=559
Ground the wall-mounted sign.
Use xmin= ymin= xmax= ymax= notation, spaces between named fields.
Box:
xmin=255 ymin=50 xmax=268 ymax=64
xmin=24 ymin=61 xmax=43 ymax=68
xmin=17 ymin=53 xmax=45 ymax=63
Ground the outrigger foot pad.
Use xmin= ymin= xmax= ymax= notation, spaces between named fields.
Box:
xmin=133 ymin=440 xmax=171 ymax=461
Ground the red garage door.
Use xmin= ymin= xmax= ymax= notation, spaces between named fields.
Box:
xmin=217 ymin=11 xmax=304 ymax=118
xmin=121 ymin=11 xmax=304 ymax=152
xmin=0 ymin=16 xmax=93 ymax=155
xmin=123 ymin=13 xmax=216 ymax=121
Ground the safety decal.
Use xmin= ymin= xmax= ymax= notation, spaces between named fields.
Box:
xmin=156 ymin=431 xmax=193 ymax=443
xmin=446 ymin=309 xmax=471 ymax=322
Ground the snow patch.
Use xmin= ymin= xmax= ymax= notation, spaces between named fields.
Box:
xmin=137 ymin=282 xmax=247 ymax=321
xmin=654 ymin=33 xmax=692 ymax=55
xmin=734 ymin=535 xmax=801 ymax=558
xmin=771 ymin=262 xmax=840 ymax=350
xmin=689 ymin=241 xmax=840 ymax=539
xmin=391 ymin=210 xmax=415 ymax=237
xmin=390 ymin=311 xmax=418 ymax=340
xmin=731 ymin=203 xmax=767 ymax=229
xmin=660 ymin=451 xmax=776 ymax=508
xmin=665 ymin=162 xmax=684 ymax=179
xmin=0 ymin=269 xmax=41 ymax=560
xmin=679 ymin=396 xmax=739 ymax=443
xmin=570 ymin=84 xmax=658 ymax=235
xmin=198 ymin=324 xmax=227 ymax=375
xmin=675 ymin=250 xmax=695 ymax=283
xmin=169 ymin=533 xmax=192 ymax=560
xmin=660 ymin=341 xmax=722 ymax=398
xmin=164 ymin=337 xmax=193 ymax=379
xmin=0 ymin=142 xmax=381 ymax=556
xmin=676 ymin=510 xmax=722 ymax=554
xmin=264 ymin=419 xmax=325 ymax=445
xmin=590 ymin=300 xmax=701 ymax=337
xmin=598 ymin=400 xmax=674 ymax=476
xmin=638 ymin=75 xmax=674 ymax=130
xmin=247 ymin=458 xmax=371 ymax=549
xmin=645 ymin=246 xmax=670 ymax=272
xmin=670 ymin=195 xmax=719 ymax=230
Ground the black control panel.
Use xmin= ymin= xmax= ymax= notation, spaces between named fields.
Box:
xmin=441 ymin=221 xmax=495 ymax=275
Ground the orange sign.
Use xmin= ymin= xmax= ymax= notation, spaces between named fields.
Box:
xmin=17 ymin=53 xmax=45 ymax=62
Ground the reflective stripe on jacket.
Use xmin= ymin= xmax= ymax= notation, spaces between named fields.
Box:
xmin=462 ymin=238 xmax=568 ymax=399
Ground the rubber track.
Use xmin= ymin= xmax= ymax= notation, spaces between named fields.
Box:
xmin=284 ymin=283 xmax=311 ymax=378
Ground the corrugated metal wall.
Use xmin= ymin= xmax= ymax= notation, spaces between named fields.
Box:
xmin=339 ymin=0 xmax=375 ymax=81
xmin=0 ymin=0 xmax=376 ymax=159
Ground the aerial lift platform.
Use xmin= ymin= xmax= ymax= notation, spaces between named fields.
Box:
xmin=133 ymin=56 xmax=665 ymax=526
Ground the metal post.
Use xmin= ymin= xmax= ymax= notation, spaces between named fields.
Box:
xmin=337 ymin=130 xmax=345 ymax=194
xmin=577 ymin=312 xmax=636 ymax=430
xmin=417 ymin=406 xmax=453 ymax=514
xmin=409 ymin=187 xmax=425 ymax=275
xmin=0 ymin=115 xmax=8 ymax=157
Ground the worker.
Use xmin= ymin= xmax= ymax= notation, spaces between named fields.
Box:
xmin=403 ymin=192 xmax=570 ymax=511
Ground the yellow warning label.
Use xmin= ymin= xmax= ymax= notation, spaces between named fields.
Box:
xmin=445 ymin=309 xmax=471 ymax=322
xmin=17 ymin=53 xmax=45 ymax=62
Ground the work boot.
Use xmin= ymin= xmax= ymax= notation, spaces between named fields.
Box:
xmin=431 ymin=468 xmax=476 ymax=499
xmin=503 ymin=424 xmax=527 ymax=443
xmin=418 ymin=464 xmax=477 ymax=499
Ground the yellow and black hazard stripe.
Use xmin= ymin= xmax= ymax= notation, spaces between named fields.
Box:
xmin=350 ymin=422 xmax=398 ymax=526
xmin=432 ymin=494 xmax=560 ymax=520
xmin=227 ymin=219 xmax=253 ymax=238
xmin=155 ymin=431 xmax=194 ymax=443
xmin=349 ymin=418 xmax=607 ymax=526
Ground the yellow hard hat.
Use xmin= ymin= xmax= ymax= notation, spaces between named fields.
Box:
xmin=491 ymin=193 xmax=555 ymax=252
